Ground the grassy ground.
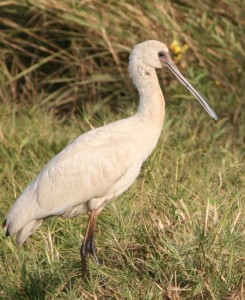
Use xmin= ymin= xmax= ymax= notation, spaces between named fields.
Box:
xmin=0 ymin=0 xmax=244 ymax=299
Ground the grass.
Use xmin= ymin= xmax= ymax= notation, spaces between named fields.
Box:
xmin=0 ymin=0 xmax=244 ymax=299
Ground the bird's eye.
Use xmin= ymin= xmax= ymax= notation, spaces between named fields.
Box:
xmin=158 ymin=51 xmax=165 ymax=57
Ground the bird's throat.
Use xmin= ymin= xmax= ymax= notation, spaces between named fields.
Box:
xmin=135 ymin=67 xmax=165 ymax=127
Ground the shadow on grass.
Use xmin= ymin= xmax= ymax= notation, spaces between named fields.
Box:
xmin=3 ymin=262 xmax=65 ymax=300
xmin=20 ymin=264 xmax=61 ymax=299
xmin=19 ymin=259 xmax=98 ymax=298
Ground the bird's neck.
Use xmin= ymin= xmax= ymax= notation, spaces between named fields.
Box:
xmin=130 ymin=64 xmax=165 ymax=127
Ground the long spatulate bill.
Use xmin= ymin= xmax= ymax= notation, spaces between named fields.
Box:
xmin=160 ymin=53 xmax=218 ymax=122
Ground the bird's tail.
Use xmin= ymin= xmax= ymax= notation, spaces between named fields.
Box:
xmin=3 ymin=184 xmax=46 ymax=245
xmin=2 ymin=218 xmax=9 ymax=237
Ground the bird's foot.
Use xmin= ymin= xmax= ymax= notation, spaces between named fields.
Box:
xmin=81 ymin=238 xmax=99 ymax=278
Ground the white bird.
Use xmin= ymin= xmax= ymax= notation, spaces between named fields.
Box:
xmin=3 ymin=40 xmax=218 ymax=275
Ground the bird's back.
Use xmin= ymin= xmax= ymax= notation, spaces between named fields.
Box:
xmin=4 ymin=115 xmax=155 ymax=244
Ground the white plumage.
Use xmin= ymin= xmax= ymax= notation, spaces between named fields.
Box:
xmin=3 ymin=40 xmax=217 ymax=273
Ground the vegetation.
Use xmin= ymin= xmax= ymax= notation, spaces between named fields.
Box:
xmin=0 ymin=0 xmax=244 ymax=299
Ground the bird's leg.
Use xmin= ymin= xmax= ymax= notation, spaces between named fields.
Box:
xmin=81 ymin=209 xmax=100 ymax=277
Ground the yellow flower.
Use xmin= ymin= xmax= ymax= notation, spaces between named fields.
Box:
xmin=170 ymin=39 xmax=189 ymax=64
xmin=170 ymin=40 xmax=182 ymax=55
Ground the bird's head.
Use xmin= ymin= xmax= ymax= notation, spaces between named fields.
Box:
xmin=129 ymin=40 xmax=218 ymax=122
xmin=129 ymin=40 xmax=169 ymax=69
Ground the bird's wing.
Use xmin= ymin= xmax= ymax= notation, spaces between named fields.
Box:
xmin=33 ymin=126 xmax=137 ymax=214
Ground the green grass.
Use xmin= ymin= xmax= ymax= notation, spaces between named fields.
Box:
xmin=0 ymin=0 xmax=244 ymax=299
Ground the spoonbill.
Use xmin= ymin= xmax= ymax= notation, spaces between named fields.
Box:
xmin=3 ymin=40 xmax=218 ymax=275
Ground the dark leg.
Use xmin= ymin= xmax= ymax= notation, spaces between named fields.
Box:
xmin=81 ymin=209 xmax=100 ymax=277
